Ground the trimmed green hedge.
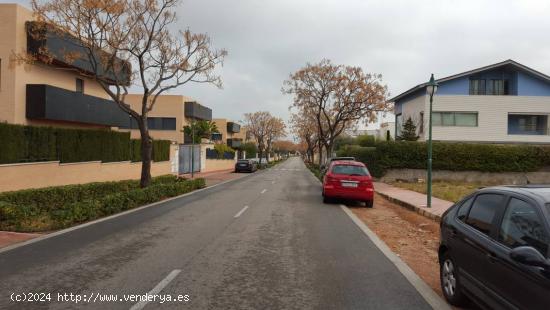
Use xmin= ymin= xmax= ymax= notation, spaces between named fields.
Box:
xmin=338 ymin=141 xmax=550 ymax=178
xmin=0 ymin=123 xmax=170 ymax=164
xmin=0 ymin=175 xmax=205 ymax=232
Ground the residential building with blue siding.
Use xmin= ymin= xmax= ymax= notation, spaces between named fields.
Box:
xmin=390 ymin=60 xmax=550 ymax=144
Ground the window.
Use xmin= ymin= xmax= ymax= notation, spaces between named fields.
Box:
xmin=331 ymin=165 xmax=370 ymax=176
xmin=499 ymin=198 xmax=549 ymax=256
xmin=465 ymin=194 xmax=504 ymax=235
xmin=508 ymin=114 xmax=548 ymax=135
xmin=489 ymin=79 xmax=508 ymax=95
xmin=457 ymin=196 xmax=475 ymax=222
xmin=76 ymin=78 xmax=84 ymax=93
xmin=419 ymin=112 xmax=424 ymax=134
xmin=432 ymin=112 xmax=478 ymax=127
xmin=396 ymin=114 xmax=403 ymax=137
xmin=469 ymin=79 xmax=486 ymax=95
xmin=211 ymin=133 xmax=223 ymax=141
xmin=121 ymin=117 xmax=176 ymax=130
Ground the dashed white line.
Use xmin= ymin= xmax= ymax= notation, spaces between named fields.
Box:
xmin=234 ymin=206 xmax=249 ymax=218
xmin=261 ymin=189 xmax=267 ymax=194
xmin=130 ymin=269 xmax=181 ymax=310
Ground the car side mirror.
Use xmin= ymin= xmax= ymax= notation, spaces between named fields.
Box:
xmin=510 ymin=246 xmax=550 ymax=269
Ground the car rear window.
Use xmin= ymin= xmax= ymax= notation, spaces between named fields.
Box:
xmin=465 ymin=194 xmax=504 ymax=236
xmin=331 ymin=165 xmax=369 ymax=176
xmin=237 ymin=160 xmax=249 ymax=163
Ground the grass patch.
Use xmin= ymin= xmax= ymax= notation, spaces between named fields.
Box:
xmin=390 ymin=181 xmax=495 ymax=202
xmin=305 ymin=163 xmax=322 ymax=181
xmin=0 ymin=175 xmax=205 ymax=232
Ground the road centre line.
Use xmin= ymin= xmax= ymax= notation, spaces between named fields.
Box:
xmin=261 ymin=189 xmax=267 ymax=194
xmin=234 ymin=206 xmax=249 ymax=218
xmin=130 ymin=269 xmax=182 ymax=310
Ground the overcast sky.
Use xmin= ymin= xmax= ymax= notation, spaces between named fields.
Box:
xmin=8 ymin=0 xmax=550 ymax=128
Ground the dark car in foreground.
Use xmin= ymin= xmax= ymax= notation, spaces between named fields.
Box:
xmin=439 ymin=185 xmax=550 ymax=310
xmin=322 ymin=160 xmax=374 ymax=207
xmin=235 ymin=159 xmax=258 ymax=173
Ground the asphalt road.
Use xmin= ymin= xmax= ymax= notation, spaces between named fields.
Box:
xmin=0 ymin=157 xmax=433 ymax=310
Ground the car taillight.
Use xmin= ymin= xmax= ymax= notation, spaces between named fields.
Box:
xmin=326 ymin=175 xmax=338 ymax=183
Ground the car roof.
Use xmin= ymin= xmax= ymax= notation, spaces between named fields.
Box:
xmin=330 ymin=160 xmax=365 ymax=167
xmin=478 ymin=185 xmax=550 ymax=203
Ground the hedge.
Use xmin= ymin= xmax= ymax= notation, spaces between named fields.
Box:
xmin=206 ymin=144 xmax=235 ymax=159
xmin=0 ymin=175 xmax=205 ymax=232
xmin=337 ymin=141 xmax=550 ymax=178
xmin=0 ymin=123 xmax=170 ymax=164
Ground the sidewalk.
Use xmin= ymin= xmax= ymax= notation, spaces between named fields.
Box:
xmin=374 ymin=182 xmax=454 ymax=222
xmin=180 ymin=169 xmax=247 ymax=187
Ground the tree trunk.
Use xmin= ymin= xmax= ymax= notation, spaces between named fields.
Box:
xmin=138 ymin=118 xmax=153 ymax=188
xmin=317 ymin=140 xmax=323 ymax=165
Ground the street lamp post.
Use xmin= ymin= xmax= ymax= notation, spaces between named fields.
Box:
xmin=426 ymin=74 xmax=438 ymax=208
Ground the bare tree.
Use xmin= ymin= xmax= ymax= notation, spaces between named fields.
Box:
xmin=290 ymin=113 xmax=318 ymax=163
xmin=26 ymin=0 xmax=227 ymax=187
xmin=283 ymin=59 xmax=389 ymax=163
xmin=244 ymin=111 xmax=271 ymax=164
xmin=265 ymin=116 xmax=286 ymax=162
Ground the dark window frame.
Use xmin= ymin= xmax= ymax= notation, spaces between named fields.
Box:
xmin=507 ymin=114 xmax=548 ymax=136
xmin=432 ymin=111 xmax=478 ymax=127
xmin=76 ymin=78 xmax=84 ymax=93
xmin=464 ymin=193 xmax=506 ymax=238
xmin=469 ymin=79 xmax=486 ymax=95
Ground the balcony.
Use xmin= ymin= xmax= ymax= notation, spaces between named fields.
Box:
xmin=26 ymin=84 xmax=130 ymax=127
xmin=184 ymin=101 xmax=212 ymax=120
xmin=227 ymin=138 xmax=242 ymax=148
xmin=26 ymin=21 xmax=131 ymax=84
xmin=227 ymin=122 xmax=241 ymax=133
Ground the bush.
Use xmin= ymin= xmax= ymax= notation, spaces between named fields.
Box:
xmin=207 ymin=144 xmax=235 ymax=159
xmin=337 ymin=141 xmax=550 ymax=178
xmin=356 ymin=134 xmax=376 ymax=147
xmin=0 ymin=122 xmax=170 ymax=164
xmin=0 ymin=175 xmax=205 ymax=232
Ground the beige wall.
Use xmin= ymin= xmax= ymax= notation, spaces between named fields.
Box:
xmin=120 ymin=94 xmax=196 ymax=143
xmin=0 ymin=4 xmax=112 ymax=127
xmin=0 ymin=160 xmax=172 ymax=192
xmin=429 ymin=95 xmax=550 ymax=143
xmin=0 ymin=144 xmax=178 ymax=192
xmin=203 ymin=159 xmax=235 ymax=172
xmin=213 ymin=118 xmax=231 ymax=141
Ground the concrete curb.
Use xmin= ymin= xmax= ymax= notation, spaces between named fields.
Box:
xmin=376 ymin=191 xmax=443 ymax=222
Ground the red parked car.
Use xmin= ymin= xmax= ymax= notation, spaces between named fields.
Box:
xmin=322 ymin=160 xmax=374 ymax=207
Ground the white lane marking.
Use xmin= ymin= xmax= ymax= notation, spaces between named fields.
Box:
xmin=272 ymin=181 xmax=276 ymax=184
xmin=234 ymin=206 xmax=249 ymax=218
xmin=339 ymin=205 xmax=451 ymax=310
xmin=130 ymin=269 xmax=182 ymax=310
xmin=261 ymin=189 xmax=267 ymax=194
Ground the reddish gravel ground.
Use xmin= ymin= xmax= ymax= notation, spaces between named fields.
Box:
xmin=350 ymin=193 xmax=443 ymax=297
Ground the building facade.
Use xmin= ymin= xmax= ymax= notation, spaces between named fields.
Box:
xmin=391 ymin=60 xmax=550 ymax=144
xmin=212 ymin=118 xmax=246 ymax=148
xmin=121 ymin=95 xmax=212 ymax=144
xmin=0 ymin=4 xmax=131 ymax=129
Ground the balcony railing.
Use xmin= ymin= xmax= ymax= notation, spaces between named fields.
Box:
xmin=184 ymin=101 xmax=212 ymax=120
xmin=26 ymin=84 xmax=130 ymax=127
xmin=227 ymin=122 xmax=241 ymax=133
xmin=227 ymin=138 xmax=242 ymax=148
xmin=26 ymin=21 xmax=131 ymax=85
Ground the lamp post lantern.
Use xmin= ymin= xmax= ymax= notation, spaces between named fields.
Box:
xmin=426 ymin=74 xmax=439 ymax=208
